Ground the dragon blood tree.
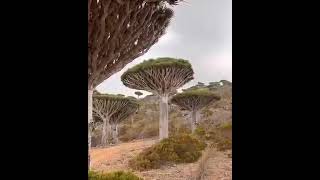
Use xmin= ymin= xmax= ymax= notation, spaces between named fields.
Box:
xmin=88 ymin=0 xmax=182 ymax=167
xmin=171 ymin=89 xmax=221 ymax=133
xmin=109 ymin=98 xmax=139 ymax=144
xmin=121 ymin=58 xmax=194 ymax=140
xmin=92 ymin=94 xmax=137 ymax=146
xmin=134 ymin=91 xmax=143 ymax=99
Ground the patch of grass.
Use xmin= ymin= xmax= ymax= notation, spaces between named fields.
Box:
xmin=129 ymin=134 xmax=206 ymax=171
xmin=88 ymin=171 xmax=142 ymax=180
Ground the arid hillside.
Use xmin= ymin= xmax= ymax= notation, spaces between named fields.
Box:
xmin=91 ymin=80 xmax=232 ymax=146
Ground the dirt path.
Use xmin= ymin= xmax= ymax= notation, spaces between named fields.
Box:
xmin=90 ymin=139 xmax=232 ymax=180
xmin=90 ymin=138 xmax=156 ymax=172
xmin=202 ymin=149 xmax=232 ymax=180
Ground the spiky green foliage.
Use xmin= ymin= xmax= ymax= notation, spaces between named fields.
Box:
xmin=122 ymin=58 xmax=192 ymax=76
xmin=93 ymin=94 xmax=137 ymax=106
xmin=94 ymin=93 xmax=129 ymax=99
xmin=89 ymin=170 xmax=142 ymax=180
xmin=121 ymin=58 xmax=194 ymax=95
xmin=171 ymin=89 xmax=221 ymax=111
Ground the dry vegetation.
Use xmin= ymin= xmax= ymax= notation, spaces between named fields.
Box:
xmin=128 ymin=134 xmax=206 ymax=171
xmin=90 ymin=136 xmax=231 ymax=180
xmin=90 ymin=81 xmax=232 ymax=179
xmin=89 ymin=170 xmax=142 ymax=180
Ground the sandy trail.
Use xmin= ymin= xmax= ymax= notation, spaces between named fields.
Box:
xmin=90 ymin=139 xmax=232 ymax=180
xmin=202 ymin=149 xmax=232 ymax=180
xmin=90 ymin=138 xmax=156 ymax=172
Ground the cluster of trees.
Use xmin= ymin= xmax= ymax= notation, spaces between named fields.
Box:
xmin=91 ymin=57 xmax=222 ymax=147
xmin=121 ymin=57 xmax=221 ymax=137
xmin=87 ymin=0 xmax=221 ymax=169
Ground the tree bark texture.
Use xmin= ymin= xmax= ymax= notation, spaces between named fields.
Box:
xmin=112 ymin=123 xmax=119 ymax=144
xmin=88 ymin=89 xmax=93 ymax=169
xmin=116 ymin=124 xmax=119 ymax=138
xmin=191 ymin=110 xmax=197 ymax=133
xmin=131 ymin=116 xmax=134 ymax=125
xmin=101 ymin=118 xmax=111 ymax=146
xmin=159 ymin=95 xmax=169 ymax=140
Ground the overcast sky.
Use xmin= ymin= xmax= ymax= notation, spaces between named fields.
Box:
xmin=96 ymin=0 xmax=232 ymax=97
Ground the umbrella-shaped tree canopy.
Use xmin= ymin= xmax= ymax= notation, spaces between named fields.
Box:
xmin=121 ymin=58 xmax=194 ymax=139
xmin=121 ymin=58 xmax=194 ymax=96
xmin=93 ymin=94 xmax=139 ymax=146
xmin=171 ymin=89 xmax=220 ymax=132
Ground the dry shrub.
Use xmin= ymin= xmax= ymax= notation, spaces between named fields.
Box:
xmin=129 ymin=134 xmax=206 ymax=171
xmin=193 ymin=125 xmax=232 ymax=152
xmin=119 ymin=120 xmax=159 ymax=142
xmin=88 ymin=171 xmax=142 ymax=180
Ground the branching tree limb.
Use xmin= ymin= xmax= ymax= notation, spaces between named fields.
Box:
xmin=93 ymin=94 xmax=138 ymax=146
xmin=109 ymin=99 xmax=139 ymax=143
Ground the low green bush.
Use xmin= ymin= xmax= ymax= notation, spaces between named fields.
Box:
xmin=129 ymin=147 xmax=161 ymax=170
xmin=129 ymin=134 xmax=206 ymax=171
xmin=193 ymin=127 xmax=206 ymax=140
xmin=88 ymin=171 xmax=142 ymax=180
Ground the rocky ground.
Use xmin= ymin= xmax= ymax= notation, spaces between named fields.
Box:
xmin=90 ymin=139 xmax=232 ymax=180
xmin=202 ymin=149 xmax=232 ymax=180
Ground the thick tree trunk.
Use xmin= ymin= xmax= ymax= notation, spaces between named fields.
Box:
xmin=112 ymin=123 xmax=119 ymax=144
xmin=196 ymin=111 xmax=201 ymax=124
xmin=101 ymin=118 xmax=110 ymax=146
xmin=88 ymin=89 xmax=93 ymax=169
xmin=159 ymin=95 xmax=169 ymax=140
xmin=191 ymin=110 xmax=198 ymax=133
xmin=101 ymin=120 xmax=107 ymax=146
xmin=115 ymin=124 xmax=119 ymax=140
